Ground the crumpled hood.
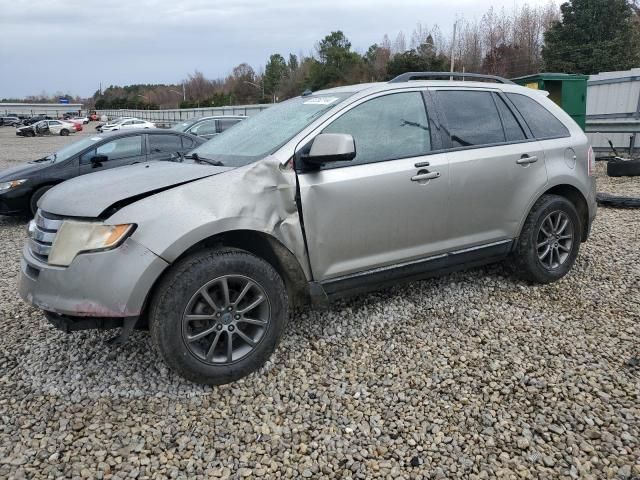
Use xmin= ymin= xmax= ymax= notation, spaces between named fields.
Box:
xmin=40 ymin=161 xmax=231 ymax=217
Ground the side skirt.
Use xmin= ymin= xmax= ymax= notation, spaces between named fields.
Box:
xmin=311 ymin=240 xmax=513 ymax=304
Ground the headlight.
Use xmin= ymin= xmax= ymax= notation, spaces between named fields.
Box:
xmin=0 ymin=179 xmax=27 ymax=192
xmin=48 ymin=221 xmax=135 ymax=266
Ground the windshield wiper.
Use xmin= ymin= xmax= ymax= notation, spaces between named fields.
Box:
xmin=32 ymin=155 xmax=54 ymax=163
xmin=186 ymin=152 xmax=224 ymax=166
xmin=401 ymin=119 xmax=429 ymax=131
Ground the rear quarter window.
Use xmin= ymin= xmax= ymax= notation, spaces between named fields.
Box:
xmin=181 ymin=136 xmax=196 ymax=150
xmin=506 ymin=93 xmax=570 ymax=140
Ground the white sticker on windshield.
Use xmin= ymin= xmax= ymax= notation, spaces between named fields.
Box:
xmin=91 ymin=137 xmax=102 ymax=141
xmin=303 ymin=97 xmax=339 ymax=105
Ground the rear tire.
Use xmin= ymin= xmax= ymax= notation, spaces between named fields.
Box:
xmin=607 ymin=158 xmax=640 ymax=177
xmin=29 ymin=186 xmax=52 ymax=217
xmin=512 ymin=194 xmax=582 ymax=284
xmin=60 ymin=129 xmax=69 ymax=136
xmin=150 ymin=248 xmax=288 ymax=385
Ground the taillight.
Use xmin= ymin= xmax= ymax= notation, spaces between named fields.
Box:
xmin=587 ymin=146 xmax=595 ymax=176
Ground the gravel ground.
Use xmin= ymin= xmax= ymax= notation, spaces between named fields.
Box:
xmin=0 ymin=127 xmax=638 ymax=479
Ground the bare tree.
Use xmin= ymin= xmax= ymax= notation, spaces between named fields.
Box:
xmin=393 ymin=32 xmax=407 ymax=54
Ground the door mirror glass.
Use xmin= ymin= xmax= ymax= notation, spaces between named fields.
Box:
xmin=305 ymin=133 xmax=356 ymax=166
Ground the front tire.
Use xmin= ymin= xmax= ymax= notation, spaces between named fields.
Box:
xmin=150 ymin=248 xmax=288 ymax=385
xmin=512 ymin=194 xmax=582 ymax=284
xmin=29 ymin=186 xmax=52 ymax=216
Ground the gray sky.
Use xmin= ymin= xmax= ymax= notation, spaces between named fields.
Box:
xmin=0 ymin=0 xmax=559 ymax=98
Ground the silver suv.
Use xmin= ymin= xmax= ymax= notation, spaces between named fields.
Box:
xmin=19 ymin=72 xmax=597 ymax=384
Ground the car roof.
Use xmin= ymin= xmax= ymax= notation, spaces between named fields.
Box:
xmin=185 ymin=115 xmax=246 ymax=121
xmin=97 ymin=129 xmax=199 ymax=139
xmin=312 ymin=79 xmax=537 ymax=97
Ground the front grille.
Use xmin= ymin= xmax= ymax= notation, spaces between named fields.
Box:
xmin=27 ymin=210 xmax=63 ymax=263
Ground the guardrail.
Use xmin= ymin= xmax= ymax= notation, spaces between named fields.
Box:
xmin=97 ymin=104 xmax=271 ymax=127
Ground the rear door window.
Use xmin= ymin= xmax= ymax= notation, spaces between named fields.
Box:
xmin=506 ymin=93 xmax=570 ymax=139
xmin=436 ymin=90 xmax=505 ymax=148
xmin=190 ymin=119 xmax=217 ymax=136
xmin=149 ymin=134 xmax=182 ymax=153
xmin=217 ymin=118 xmax=241 ymax=133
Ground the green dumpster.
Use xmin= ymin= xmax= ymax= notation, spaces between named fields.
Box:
xmin=511 ymin=73 xmax=588 ymax=131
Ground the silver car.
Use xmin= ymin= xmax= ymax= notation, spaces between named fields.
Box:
xmin=18 ymin=72 xmax=597 ymax=385
xmin=171 ymin=115 xmax=245 ymax=140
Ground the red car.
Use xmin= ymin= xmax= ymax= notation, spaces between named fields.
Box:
xmin=67 ymin=120 xmax=83 ymax=132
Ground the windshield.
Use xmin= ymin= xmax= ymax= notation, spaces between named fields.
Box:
xmin=189 ymin=93 xmax=352 ymax=167
xmin=171 ymin=117 xmax=201 ymax=133
xmin=42 ymin=136 xmax=103 ymax=163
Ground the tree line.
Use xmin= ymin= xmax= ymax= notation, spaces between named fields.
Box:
xmin=89 ymin=0 xmax=640 ymax=109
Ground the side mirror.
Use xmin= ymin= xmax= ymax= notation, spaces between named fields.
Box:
xmin=91 ymin=154 xmax=108 ymax=167
xmin=304 ymin=133 xmax=356 ymax=166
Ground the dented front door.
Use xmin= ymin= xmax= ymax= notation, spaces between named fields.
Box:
xmin=298 ymin=154 xmax=450 ymax=281
xmin=296 ymin=91 xmax=450 ymax=282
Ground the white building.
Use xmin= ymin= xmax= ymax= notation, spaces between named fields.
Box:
xmin=586 ymin=68 xmax=640 ymax=155
xmin=0 ymin=102 xmax=84 ymax=118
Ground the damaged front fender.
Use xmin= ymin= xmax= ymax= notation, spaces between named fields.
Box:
xmin=106 ymin=156 xmax=311 ymax=280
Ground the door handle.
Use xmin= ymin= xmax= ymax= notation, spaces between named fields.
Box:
xmin=517 ymin=155 xmax=538 ymax=165
xmin=411 ymin=171 xmax=440 ymax=182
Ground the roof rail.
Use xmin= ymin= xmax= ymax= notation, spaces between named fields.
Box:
xmin=388 ymin=72 xmax=516 ymax=85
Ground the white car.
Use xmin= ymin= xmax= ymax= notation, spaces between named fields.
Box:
xmin=70 ymin=115 xmax=90 ymax=124
xmin=100 ymin=118 xmax=155 ymax=132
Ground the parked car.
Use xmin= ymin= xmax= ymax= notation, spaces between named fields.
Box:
xmin=98 ymin=118 xmax=154 ymax=132
xmin=70 ymin=115 xmax=90 ymax=124
xmin=23 ymin=115 xmax=52 ymax=126
xmin=0 ymin=130 xmax=204 ymax=216
xmin=89 ymin=112 xmax=99 ymax=121
xmin=171 ymin=115 xmax=245 ymax=140
xmin=0 ymin=116 xmax=21 ymax=127
xmin=18 ymin=72 xmax=597 ymax=385
xmin=95 ymin=117 xmax=133 ymax=131
xmin=16 ymin=120 xmax=76 ymax=137
xmin=6 ymin=113 xmax=29 ymax=120
xmin=68 ymin=121 xmax=83 ymax=132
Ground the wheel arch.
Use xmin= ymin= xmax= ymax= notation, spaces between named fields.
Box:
xmin=543 ymin=184 xmax=590 ymax=242
xmin=522 ymin=183 xmax=590 ymax=242
xmin=139 ymin=230 xmax=310 ymax=327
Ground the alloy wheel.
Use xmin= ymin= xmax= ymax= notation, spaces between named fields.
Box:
xmin=536 ymin=210 xmax=574 ymax=270
xmin=181 ymin=275 xmax=271 ymax=365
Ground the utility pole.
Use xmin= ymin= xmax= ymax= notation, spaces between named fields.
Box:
xmin=449 ymin=19 xmax=457 ymax=80
xmin=182 ymin=83 xmax=186 ymax=102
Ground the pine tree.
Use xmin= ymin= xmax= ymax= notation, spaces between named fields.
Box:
xmin=542 ymin=0 xmax=640 ymax=74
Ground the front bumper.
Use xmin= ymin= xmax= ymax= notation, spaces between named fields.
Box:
xmin=19 ymin=237 xmax=168 ymax=318
xmin=0 ymin=188 xmax=30 ymax=215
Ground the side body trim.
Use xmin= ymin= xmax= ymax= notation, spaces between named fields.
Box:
xmin=316 ymin=240 xmax=513 ymax=302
